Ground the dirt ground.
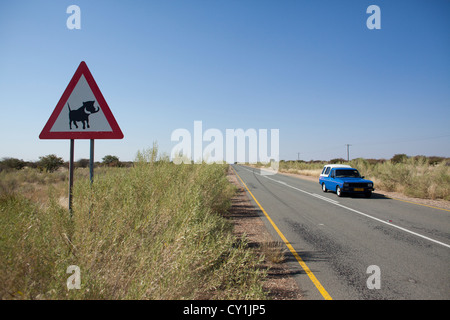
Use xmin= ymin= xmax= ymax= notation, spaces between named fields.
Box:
xmin=226 ymin=168 xmax=303 ymax=300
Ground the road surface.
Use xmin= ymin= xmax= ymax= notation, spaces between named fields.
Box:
xmin=231 ymin=165 xmax=450 ymax=300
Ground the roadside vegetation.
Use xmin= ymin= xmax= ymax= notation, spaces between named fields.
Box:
xmin=256 ymin=154 xmax=450 ymax=201
xmin=0 ymin=147 xmax=266 ymax=300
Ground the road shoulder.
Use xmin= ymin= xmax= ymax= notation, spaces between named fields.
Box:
xmin=226 ymin=167 xmax=303 ymax=300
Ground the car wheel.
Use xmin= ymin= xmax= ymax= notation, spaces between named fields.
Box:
xmin=322 ymin=183 xmax=327 ymax=192
xmin=364 ymin=191 xmax=372 ymax=198
xmin=336 ymin=186 xmax=343 ymax=197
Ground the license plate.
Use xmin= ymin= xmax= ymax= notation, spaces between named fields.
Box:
xmin=354 ymin=188 xmax=364 ymax=192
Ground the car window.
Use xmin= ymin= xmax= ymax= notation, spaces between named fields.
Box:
xmin=321 ymin=167 xmax=326 ymax=174
xmin=325 ymin=167 xmax=331 ymax=175
xmin=335 ymin=169 xmax=360 ymax=178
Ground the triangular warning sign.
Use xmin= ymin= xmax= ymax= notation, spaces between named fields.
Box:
xmin=40 ymin=61 xmax=123 ymax=139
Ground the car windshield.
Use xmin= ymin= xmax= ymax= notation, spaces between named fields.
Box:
xmin=335 ymin=169 xmax=360 ymax=178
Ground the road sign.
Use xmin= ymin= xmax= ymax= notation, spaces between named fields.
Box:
xmin=39 ymin=61 xmax=123 ymax=139
xmin=40 ymin=61 xmax=123 ymax=214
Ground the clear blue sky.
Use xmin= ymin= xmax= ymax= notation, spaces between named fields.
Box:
xmin=1 ymin=0 xmax=449 ymax=162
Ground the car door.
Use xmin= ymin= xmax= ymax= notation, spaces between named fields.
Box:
xmin=327 ymin=169 xmax=337 ymax=190
xmin=323 ymin=167 xmax=332 ymax=189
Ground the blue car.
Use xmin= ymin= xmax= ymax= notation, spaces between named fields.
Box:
xmin=319 ymin=167 xmax=374 ymax=198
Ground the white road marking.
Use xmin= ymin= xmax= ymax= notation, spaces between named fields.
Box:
xmin=236 ymin=166 xmax=450 ymax=249
xmin=312 ymin=193 xmax=340 ymax=204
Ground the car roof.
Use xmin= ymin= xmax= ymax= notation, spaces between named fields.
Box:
xmin=324 ymin=164 xmax=352 ymax=168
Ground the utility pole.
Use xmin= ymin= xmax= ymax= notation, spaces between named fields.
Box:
xmin=297 ymin=152 xmax=300 ymax=161
xmin=345 ymin=144 xmax=351 ymax=162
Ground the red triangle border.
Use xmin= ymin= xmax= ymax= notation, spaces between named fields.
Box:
xmin=39 ymin=61 xmax=123 ymax=139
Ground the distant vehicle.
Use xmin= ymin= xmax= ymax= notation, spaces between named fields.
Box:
xmin=319 ymin=166 xmax=374 ymax=198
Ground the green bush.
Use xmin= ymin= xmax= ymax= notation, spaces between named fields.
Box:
xmin=102 ymin=155 xmax=121 ymax=167
xmin=38 ymin=154 xmax=64 ymax=173
xmin=390 ymin=153 xmax=408 ymax=164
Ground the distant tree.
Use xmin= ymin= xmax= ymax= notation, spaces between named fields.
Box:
xmin=39 ymin=154 xmax=65 ymax=172
xmin=366 ymin=159 xmax=380 ymax=165
xmin=102 ymin=155 xmax=121 ymax=167
xmin=77 ymin=158 xmax=90 ymax=168
xmin=426 ymin=156 xmax=445 ymax=166
xmin=329 ymin=158 xmax=346 ymax=164
xmin=0 ymin=157 xmax=26 ymax=170
xmin=391 ymin=154 xmax=408 ymax=164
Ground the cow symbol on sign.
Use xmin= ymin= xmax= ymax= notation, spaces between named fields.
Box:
xmin=68 ymin=101 xmax=100 ymax=129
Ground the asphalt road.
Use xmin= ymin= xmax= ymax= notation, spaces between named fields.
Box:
xmin=231 ymin=165 xmax=450 ymax=300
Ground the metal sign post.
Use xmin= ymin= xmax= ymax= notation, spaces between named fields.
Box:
xmin=90 ymin=139 xmax=94 ymax=184
xmin=68 ymin=139 xmax=75 ymax=215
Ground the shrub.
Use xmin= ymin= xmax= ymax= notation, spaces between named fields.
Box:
xmin=38 ymin=154 xmax=64 ymax=173
xmin=102 ymin=155 xmax=121 ymax=167
xmin=391 ymin=154 xmax=408 ymax=164
xmin=0 ymin=157 xmax=26 ymax=171
xmin=329 ymin=158 xmax=346 ymax=164
xmin=427 ymin=156 xmax=445 ymax=166
xmin=76 ymin=159 xmax=89 ymax=168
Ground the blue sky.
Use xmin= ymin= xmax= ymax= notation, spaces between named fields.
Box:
xmin=1 ymin=0 xmax=449 ymax=162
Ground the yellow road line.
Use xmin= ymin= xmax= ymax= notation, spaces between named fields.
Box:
xmin=231 ymin=166 xmax=332 ymax=300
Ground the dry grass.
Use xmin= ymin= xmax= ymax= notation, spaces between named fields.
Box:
xmin=349 ymin=157 xmax=450 ymax=200
xmin=260 ymin=242 xmax=286 ymax=264
xmin=0 ymin=147 xmax=267 ymax=300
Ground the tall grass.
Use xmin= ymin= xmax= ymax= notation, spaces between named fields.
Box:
xmin=0 ymin=147 xmax=266 ymax=300
xmin=349 ymin=157 xmax=450 ymax=200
